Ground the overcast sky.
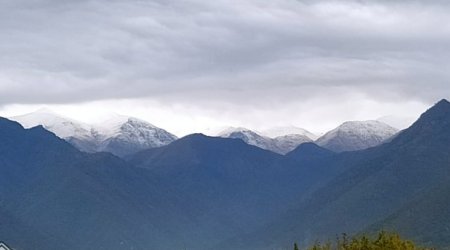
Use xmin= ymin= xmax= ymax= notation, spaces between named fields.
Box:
xmin=0 ymin=0 xmax=449 ymax=135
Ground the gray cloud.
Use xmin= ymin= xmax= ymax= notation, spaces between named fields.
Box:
xmin=0 ymin=0 xmax=449 ymax=111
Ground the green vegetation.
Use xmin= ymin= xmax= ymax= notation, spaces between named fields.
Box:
xmin=294 ymin=231 xmax=433 ymax=250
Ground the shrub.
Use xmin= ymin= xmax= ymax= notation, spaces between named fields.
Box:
xmin=295 ymin=231 xmax=433 ymax=250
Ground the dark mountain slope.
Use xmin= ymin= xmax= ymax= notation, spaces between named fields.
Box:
xmin=367 ymin=179 xmax=450 ymax=249
xmin=0 ymin=118 xmax=352 ymax=250
xmin=130 ymin=134 xmax=294 ymax=248
xmin=6 ymin=98 xmax=449 ymax=250
xmin=0 ymin=118 xmax=195 ymax=250
xmin=130 ymin=134 xmax=293 ymax=188
xmin=286 ymin=142 xmax=335 ymax=162
xmin=230 ymin=99 xmax=450 ymax=249
xmin=130 ymin=134 xmax=350 ymax=249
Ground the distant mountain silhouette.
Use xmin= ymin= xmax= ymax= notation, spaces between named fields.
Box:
xmin=0 ymin=118 xmax=195 ymax=249
xmin=130 ymin=133 xmax=347 ymax=248
xmin=0 ymin=121 xmax=344 ymax=250
xmin=229 ymin=99 xmax=450 ymax=249
xmin=2 ymin=99 xmax=450 ymax=250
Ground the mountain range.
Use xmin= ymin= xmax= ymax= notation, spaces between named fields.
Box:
xmin=1 ymin=100 xmax=450 ymax=249
xmin=217 ymin=120 xmax=398 ymax=154
xmin=228 ymin=99 xmax=450 ymax=249
xmin=11 ymin=109 xmax=178 ymax=157
xmin=217 ymin=127 xmax=314 ymax=154
xmin=11 ymin=109 xmax=399 ymax=157
xmin=260 ymin=126 xmax=319 ymax=140
xmin=0 ymin=118 xmax=340 ymax=249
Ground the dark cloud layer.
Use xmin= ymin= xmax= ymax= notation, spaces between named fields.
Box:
xmin=1 ymin=0 xmax=449 ymax=109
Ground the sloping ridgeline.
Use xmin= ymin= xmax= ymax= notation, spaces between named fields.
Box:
xmin=0 ymin=118 xmax=342 ymax=249
xmin=2 ymin=99 xmax=450 ymax=250
xmin=0 ymin=118 xmax=199 ymax=250
xmin=227 ymin=99 xmax=450 ymax=250
xmin=128 ymin=134 xmax=342 ymax=249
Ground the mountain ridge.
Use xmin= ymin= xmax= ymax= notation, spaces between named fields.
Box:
xmin=217 ymin=127 xmax=313 ymax=154
xmin=316 ymin=120 xmax=399 ymax=152
xmin=2 ymin=100 xmax=450 ymax=249
xmin=11 ymin=110 xmax=178 ymax=157
xmin=227 ymin=99 xmax=450 ymax=249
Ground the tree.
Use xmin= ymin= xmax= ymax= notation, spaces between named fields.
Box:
xmin=300 ymin=231 xmax=433 ymax=250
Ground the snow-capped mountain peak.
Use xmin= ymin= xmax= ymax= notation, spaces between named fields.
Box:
xmin=95 ymin=114 xmax=178 ymax=157
xmin=216 ymin=127 xmax=311 ymax=155
xmin=316 ymin=120 xmax=399 ymax=152
xmin=95 ymin=114 xmax=159 ymax=137
xmin=11 ymin=110 xmax=177 ymax=157
xmin=261 ymin=126 xmax=318 ymax=140
xmin=11 ymin=109 xmax=93 ymax=139
xmin=218 ymin=127 xmax=255 ymax=136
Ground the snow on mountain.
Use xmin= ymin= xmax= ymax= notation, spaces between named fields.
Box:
xmin=272 ymin=134 xmax=313 ymax=154
xmin=316 ymin=120 xmax=399 ymax=152
xmin=218 ymin=127 xmax=272 ymax=149
xmin=11 ymin=110 xmax=177 ymax=157
xmin=94 ymin=115 xmax=178 ymax=157
xmin=218 ymin=127 xmax=311 ymax=154
xmin=10 ymin=109 xmax=100 ymax=152
xmin=203 ymin=126 xmax=237 ymax=137
xmin=11 ymin=108 xmax=92 ymax=139
xmin=261 ymin=126 xmax=318 ymax=140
